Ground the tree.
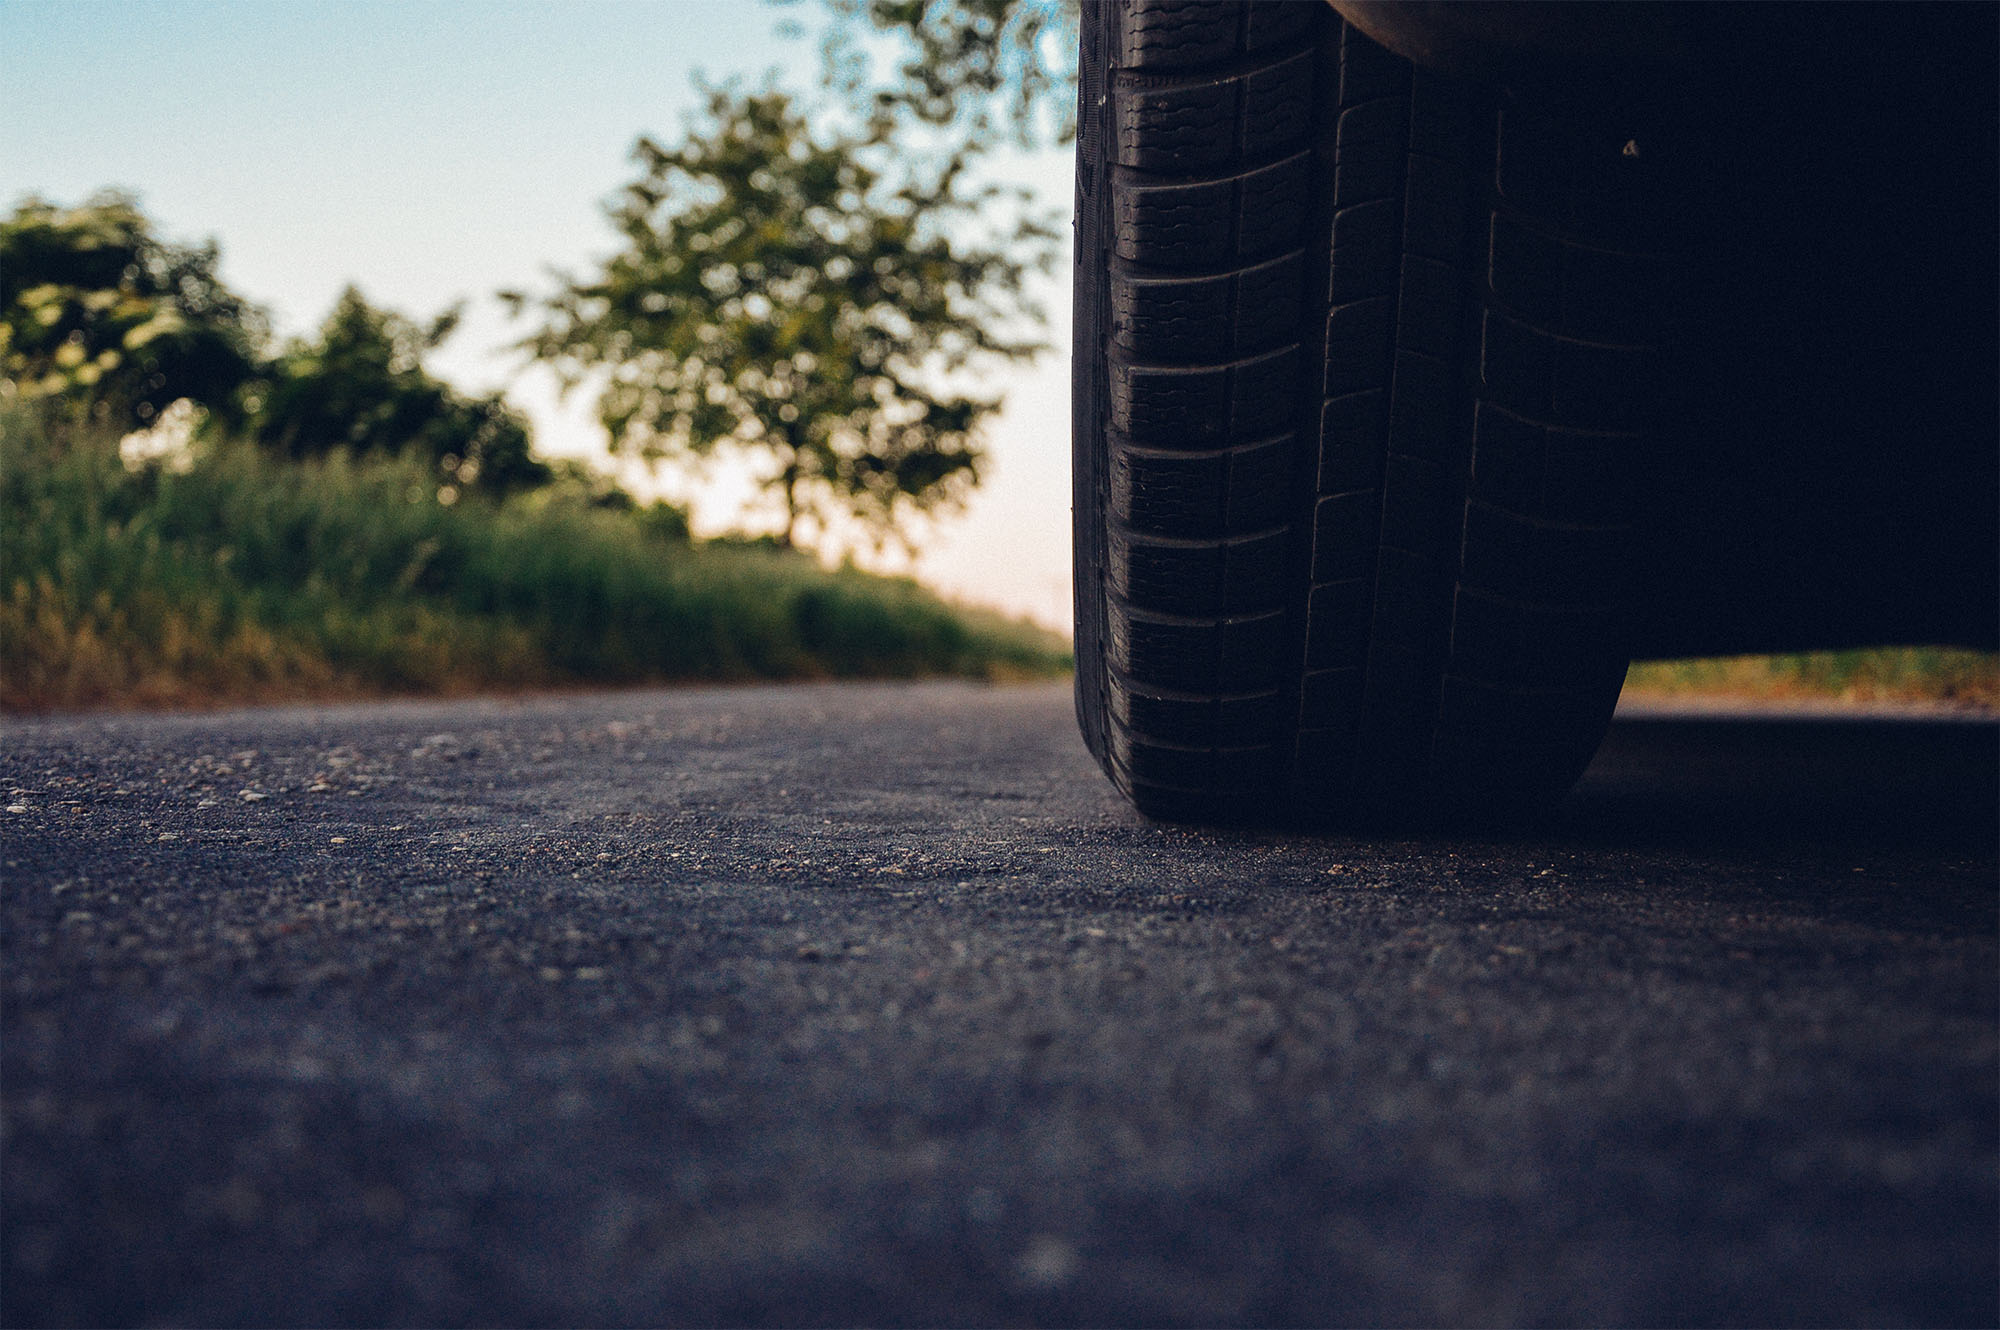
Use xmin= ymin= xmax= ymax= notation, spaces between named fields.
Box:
xmin=252 ymin=286 xmax=548 ymax=497
xmin=0 ymin=191 xmax=266 ymax=431
xmin=508 ymin=86 xmax=1050 ymax=552
xmin=815 ymin=0 xmax=1079 ymax=149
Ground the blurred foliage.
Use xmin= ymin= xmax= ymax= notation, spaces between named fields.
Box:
xmin=1625 ymin=651 xmax=1999 ymax=708
xmin=0 ymin=190 xmax=266 ymax=432
xmin=508 ymin=86 xmax=1053 ymax=553
xmin=2 ymin=196 xmax=559 ymax=500
xmin=1 ymin=405 xmax=1069 ymax=713
xmin=251 ymin=285 xmax=547 ymax=497
xmin=813 ymin=0 xmax=1079 ymax=147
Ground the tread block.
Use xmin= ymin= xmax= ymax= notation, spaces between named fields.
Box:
xmin=1103 ymin=147 xmax=1317 ymax=272
xmin=1324 ymin=297 xmax=1393 ymax=395
xmin=1109 ymin=530 xmax=1224 ymax=612
xmin=1459 ymin=500 xmax=1629 ymax=605
xmin=1112 ymin=435 xmax=1294 ymax=538
xmin=1312 ymin=489 xmax=1377 ymax=582
xmin=1494 ymin=106 xmax=1570 ymax=222
xmin=1115 ymin=75 xmax=1237 ymax=173
xmin=1488 ymin=212 xmax=1667 ymax=346
xmin=1245 ymin=2 xmax=1319 ymax=53
xmin=1337 ymin=22 xmax=1408 ymax=108
xmin=1222 ymin=528 xmax=1288 ymax=608
xmin=1371 ymin=545 xmax=1453 ymax=651
xmin=1355 ymin=641 xmax=1442 ymax=788
xmin=1113 ymin=174 xmax=1233 ymax=267
xmin=1330 ymin=197 xmax=1399 ymax=301
xmin=1319 ymin=390 xmax=1388 ymax=492
xmin=1114 ymin=249 xmax=1310 ymax=363
xmin=1113 ymin=729 xmax=1286 ymax=794
xmin=1378 ymin=454 xmax=1458 ymax=558
xmin=1225 ymin=436 xmax=1294 ymax=530
xmin=1553 ymin=334 xmax=1659 ymax=432
xmin=1111 ymin=441 xmax=1224 ymax=534
xmin=1429 ymin=674 xmax=1617 ymax=800
xmin=1110 ymin=612 xmax=1213 ymax=690
xmin=1469 ymin=403 xmax=1645 ymax=526
xmin=1110 ymin=360 xmax=1227 ymax=442
xmin=1112 ymin=684 xmax=1209 ymax=745
xmin=1108 ymin=527 xmax=1287 ymax=617
xmin=1305 ymin=577 xmax=1370 ymax=668
xmin=1495 ymin=108 xmax=1662 ymax=243
xmin=1235 ymin=151 xmax=1317 ymax=259
xmin=1388 ymin=349 xmax=1458 ymax=461
xmin=1228 ymin=345 xmax=1300 ymax=437
xmin=1113 ymin=269 xmax=1234 ymax=359
xmin=1299 ymin=666 xmax=1366 ymax=733
xmin=1218 ymin=610 xmax=1288 ymax=687
xmin=1435 ymin=673 xmax=1623 ymax=747
xmin=1119 ymin=1 xmax=1241 ymax=70
xmin=1543 ymin=424 xmax=1646 ymax=525
xmin=1333 ymin=98 xmax=1406 ymax=205
xmin=1393 ymin=256 xmax=1458 ymax=360
xmin=1479 ymin=307 xmax=1553 ymax=420
xmin=1240 ymin=50 xmax=1318 ymax=160
xmin=1406 ymin=72 xmax=1477 ymax=162
xmin=1216 ymin=688 xmax=1286 ymax=740
xmin=1105 ymin=347 xmax=1295 ymax=451
xmin=1233 ymin=249 xmax=1308 ymax=351
xmin=1104 ymin=358 xmax=1224 ymax=440
xmin=1110 ymin=609 xmax=1285 ymax=693
xmin=1402 ymin=153 xmax=1471 ymax=263
xmin=1466 ymin=400 xmax=1546 ymax=517
xmin=1112 ymin=683 xmax=1285 ymax=747
xmin=1448 ymin=588 xmax=1620 ymax=686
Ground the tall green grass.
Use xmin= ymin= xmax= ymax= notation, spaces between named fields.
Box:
xmin=0 ymin=408 xmax=1069 ymax=712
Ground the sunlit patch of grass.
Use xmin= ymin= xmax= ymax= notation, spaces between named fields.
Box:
xmin=0 ymin=407 xmax=1070 ymax=713
xmin=1623 ymin=649 xmax=1999 ymax=709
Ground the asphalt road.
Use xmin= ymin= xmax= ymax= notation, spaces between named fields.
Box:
xmin=3 ymin=681 xmax=1994 ymax=1327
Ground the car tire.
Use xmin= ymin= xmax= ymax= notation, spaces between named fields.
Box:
xmin=1071 ymin=0 xmax=1671 ymax=826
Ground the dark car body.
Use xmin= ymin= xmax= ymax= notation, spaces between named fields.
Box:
xmin=1337 ymin=1 xmax=1998 ymax=658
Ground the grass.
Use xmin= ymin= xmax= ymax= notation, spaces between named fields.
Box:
xmin=1624 ymin=649 xmax=1999 ymax=709
xmin=0 ymin=408 xmax=1069 ymax=713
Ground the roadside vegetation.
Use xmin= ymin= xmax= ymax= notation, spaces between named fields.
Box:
xmin=1624 ymin=650 xmax=1998 ymax=710
xmin=0 ymin=408 xmax=1067 ymax=713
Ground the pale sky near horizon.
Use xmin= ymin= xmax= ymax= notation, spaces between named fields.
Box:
xmin=2 ymin=0 xmax=1078 ymax=631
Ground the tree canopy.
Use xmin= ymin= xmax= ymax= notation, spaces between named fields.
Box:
xmin=0 ymin=191 xmax=265 ymax=431
xmin=2 ymin=195 xmax=549 ymax=499
xmin=509 ymin=86 xmax=1051 ymax=551
xmin=253 ymin=286 xmax=547 ymax=497
xmin=816 ymin=0 xmax=1079 ymax=148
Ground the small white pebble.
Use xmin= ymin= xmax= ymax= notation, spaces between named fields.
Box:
xmin=1017 ymin=1234 xmax=1079 ymax=1288
xmin=5 ymin=805 xmax=26 ymax=815
xmin=239 ymin=789 xmax=268 ymax=803
xmin=157 ymin=832 xmax=179 ymax=841
xmin=329 ymin=836 xmax=348 ymax=845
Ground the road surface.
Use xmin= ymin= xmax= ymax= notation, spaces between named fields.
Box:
xmin=3 ymin=681 xmax=1994 ymax=1326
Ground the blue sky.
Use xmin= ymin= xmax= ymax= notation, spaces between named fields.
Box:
xmin=3 ymin=0 xmax=1075 ymax=629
